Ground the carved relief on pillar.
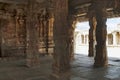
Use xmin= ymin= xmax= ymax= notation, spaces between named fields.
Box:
xmin=94 ymin=1 xmax=108 ymax=67
xmin=26 ymin=0 xmax=40 ymax=67
xmin=88 ymin=17 xmax=96 ymax=57
xmin=38 ymin=9 xmax=45 ymax=38
xmin=68 ymin=15 xmax=76 ymax=60
xmin=43 ymin=8 xmax=49 ymax=55
xmin=2 ymin=10 xmax=16 ymax=46
xmin=52 ymin=36 xmax=71 ymax=80
xmin=16 ymin=8 xmax=26 ymax=45
xmin=51 ymin=0 xmax=70 ymax=79
xmin=0 ymin=19 xmax=2 ymax=57
xmin=37 ymin=8 xmax=51 ymax=55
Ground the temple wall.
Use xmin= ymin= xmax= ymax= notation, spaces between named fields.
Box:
xmin=0 ymin=1 xmax=54 ymax=59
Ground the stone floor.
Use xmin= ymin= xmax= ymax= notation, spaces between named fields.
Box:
xmin=0 ymin=54 xmax=120 ymax=80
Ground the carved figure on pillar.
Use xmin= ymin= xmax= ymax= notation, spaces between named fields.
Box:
xmin=68 ymin=15 xmax=76 ymax=60
xmin=26 ymin=0 xmax=39 ymax=67
xmin=38 ymin=8 xmax=50 ymax=55
xmin=16 ymin=8 xmax=26 ymax=45
xmin=43 ymin=8 xmax=49 ymax=55
xmin=0 ymin=19 xmax=2 ymax=57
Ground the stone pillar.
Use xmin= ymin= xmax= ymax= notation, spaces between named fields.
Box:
xmin=113 ymin=32 xmax=117 ymax=45
xmin=94 ymin=1 xmax=108 ymax=67
xmin=88 ymin=5 xmax=96 ymax=57
xmin=26 ymin=0 xmax=39 ymax=67
xmin=45 ymin=9 xmax=49 ymax=55
xmin=68 ymin=15 xmax=76 ymax=60
xmin=16 ymin=8 xmax=26 ymax=45
xmin=0 ymin=17 xmax=5 ymax=58
xmin=0 ymin=19 xmax=2 ymax=57
xmin=51 ymin=0 xmax=70 ymax=80
xmin=88 ymin=17 xmax=96 ymax=57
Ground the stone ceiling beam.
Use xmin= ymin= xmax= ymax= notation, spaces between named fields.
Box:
xmin=0 ymin=0 xmax=27 ymax=4
xmin=69 ymin=0 xmax=91 ymax=8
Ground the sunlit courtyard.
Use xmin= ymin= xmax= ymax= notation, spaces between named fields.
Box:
xmin=74 ymin=17 xmax=120 ymax=59
xmin=75 ymin=45 xmax=120 ymax=59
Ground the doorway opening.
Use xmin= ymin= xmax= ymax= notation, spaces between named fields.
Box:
xmin=74 ymin=17 xmax=120 ymax=59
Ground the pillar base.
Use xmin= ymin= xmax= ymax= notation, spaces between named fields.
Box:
xmin=94 ymin=62 xmax=108 ymax=68
xmin=26 ymin=58 xmax=40 ymax=67
xmin=50 ymin=72 xmax=71 ymax=80
xmin=88 ymin=53 xmax=94 ymax=57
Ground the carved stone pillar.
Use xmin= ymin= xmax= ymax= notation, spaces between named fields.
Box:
xmin=51 ymin=0 xmax=70 ymax=80
xmin=26 ymin=0 xmax=39 ymax=67
xmin=94 ymin=1 xmax=108 ymax=67
xmin=0 ymin=19 xmax=1 ymax=57
xmin=0 ymin=18 xmax=6 ymax=58
xmin=44 ymin=9 xmax=49 ymax=55
xmin=68 ymin=15 xmax=76 ymax=60
xmin=88 ymin=17 xmax=96 ymax=57
xmin=88 ymin=5 xmax=96 ymax=57
xmin=16 ymin=8 xmax=26 ymax=45
xmin=0 ymin=11 xmax=4 ymax=58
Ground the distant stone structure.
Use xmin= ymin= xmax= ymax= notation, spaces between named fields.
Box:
xmin=75 ymin=24 xmax=120 ymax=46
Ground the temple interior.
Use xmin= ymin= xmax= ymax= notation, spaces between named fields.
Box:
xmin=0 ymin=0 xmax=120 ymax=80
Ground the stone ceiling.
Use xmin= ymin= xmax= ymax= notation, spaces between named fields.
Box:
xmin=69 ymin=0 xmax=120 ymax=22
xmin=0 ymin=0 xmax=27 ymax=4
xmin=0 ymin=0 xmax=119 ymax=21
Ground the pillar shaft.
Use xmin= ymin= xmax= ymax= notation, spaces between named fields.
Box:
xmin=68 ymin=15 xmax=75 ymax=60
xmin=94 ymin=1 xmax=108 ymax=67
xmin=51 ymin=0 xmax=70 ymax=80
xmin=88 ymin=4 xmax=96 ymax=57
xmin=26 ymin=0 xmax=39 ymax=67
xmin=113 ymin=33 xmax=117 ymax=45
xmin=88 ymin=17 xmax=96 ymax=57
xmin=0 ymin=18 xmax=4 ymax=57
xmin=0 ymin=19 xmax=2 ymax=57
xmin=45 ymin=9 xmax=49 ymax=55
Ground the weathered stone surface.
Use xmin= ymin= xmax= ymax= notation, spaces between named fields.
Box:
xmin=51 ymin=0 xmax=71 ymax=79
xmin=68 ymin=15 xmax=76 ymax=60
xmin=0 ymin=19 xmax=2 ymax=57
xmin=88 ymin=5 xmax=96 ymax=57
xmin=26 ymin=0 xmax=40 ymax=67
xmin=94 ymin=0 xmax=108 ymax=67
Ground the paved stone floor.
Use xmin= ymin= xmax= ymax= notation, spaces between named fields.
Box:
xmin=0 ymin=54 xmax=120 ymax=80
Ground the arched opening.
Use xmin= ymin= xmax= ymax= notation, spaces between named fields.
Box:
xmin=74 ymin=21 xmax=89 ymax=55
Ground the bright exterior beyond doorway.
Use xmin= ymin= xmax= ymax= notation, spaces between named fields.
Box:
xmin=74 ymin=17 xmax=120 ymax=59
